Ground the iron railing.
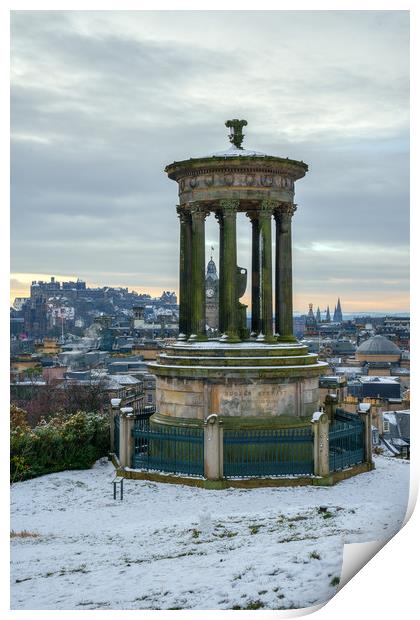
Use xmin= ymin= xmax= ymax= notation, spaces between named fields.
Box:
xmin=335 ymin=409 xmax=364 ymax=425
xmin=125 ymin=408 xmax=366 ymax=479
xmin=223 ymin=427 xmax=314 ymax=477
xmin=329 ymin=410 xmax=364 ymax=471
xmin=132 ymin=423 xmax=204 ymax=476
xmin=114 ymin=414 xmax=120 ymax=458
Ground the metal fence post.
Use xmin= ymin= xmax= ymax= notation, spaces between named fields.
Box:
xmin=219 ymin=419 xmax=224 ymax=479
xmin=204 ymin=414 xmax=223 ymax=480
xmin=358 ymin=403 xmax=373 ymax=465
xmin=311 ymin=411 xmax=330 ymax=477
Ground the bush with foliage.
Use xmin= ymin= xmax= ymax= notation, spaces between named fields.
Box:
xmin=10 ymin=407 xmax=110 ymax=482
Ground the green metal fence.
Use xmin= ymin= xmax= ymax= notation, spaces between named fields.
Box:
xmin=114 ymin=414 xmax=120 ymax=458
xmin=335 ymin=410 xmax=364 ymax=425
xmin=223 ymin=427 xmax=314 ymax=477
xmin=126 ymin=409 xmax=365 ymax=479
xmin=132 ymin=423 xmax=204 ymax=476
xmin=329 ymin=410 xmax=364 ymax=472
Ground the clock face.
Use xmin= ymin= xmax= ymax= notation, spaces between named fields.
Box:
xmin=206 ymin=288 xmax=215 ymax=298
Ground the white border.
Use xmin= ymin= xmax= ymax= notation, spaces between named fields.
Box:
xmin=2 ymin=3 xmax=417 ymax=619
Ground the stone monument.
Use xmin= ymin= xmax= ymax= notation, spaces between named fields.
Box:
xmin=148 ymin=120 xmax=328 ymax=430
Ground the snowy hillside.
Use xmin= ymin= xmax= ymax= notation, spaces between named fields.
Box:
xmin=10 ymin=456 xmax=409 ymax=610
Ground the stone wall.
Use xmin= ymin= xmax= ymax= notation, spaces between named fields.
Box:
xmin=156 ymin=375 xmax=319 ymax=420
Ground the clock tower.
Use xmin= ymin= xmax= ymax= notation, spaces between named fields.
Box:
xmin=205 ymin=255 xmax=219 ymax=333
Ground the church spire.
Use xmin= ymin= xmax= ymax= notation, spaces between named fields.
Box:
xmin=335 ymin=297 xmax=343 ymax=322
xmin=315 ymin=306 xmax=321 ymax=323
xmin=325 ymin=306 xmax=331 ymax=322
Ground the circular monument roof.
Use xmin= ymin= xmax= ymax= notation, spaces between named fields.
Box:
xmin=165 ymin=119 xmax=307 ymax=173
xmin=356 ymin=335 xmax=401 ymax=356
xmin=165 ymin=119 xmax=308 ymax=208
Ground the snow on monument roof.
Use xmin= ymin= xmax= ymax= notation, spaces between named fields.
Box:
xmin=207 ymin=145 xmax=269 ymax=158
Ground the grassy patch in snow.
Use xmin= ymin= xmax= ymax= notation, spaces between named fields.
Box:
xmin=318 ymin=506 xmax=334 ymax=519
xmin=217 ymin=530 xmax=238 ymax=539
xmin=10 ymin=530 xmax=40 ymax=538
xmin=232 ymin=600 xmax=265 ymax=609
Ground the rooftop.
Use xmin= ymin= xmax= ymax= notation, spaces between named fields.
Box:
xmin=359 ymin=376 xmax=400 ymax=384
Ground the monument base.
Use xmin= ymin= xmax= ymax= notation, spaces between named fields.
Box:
xmin=115 ymin=343 xmax=371 ymax=483
xmin=148 ymin=341 xmax=329 ymax=423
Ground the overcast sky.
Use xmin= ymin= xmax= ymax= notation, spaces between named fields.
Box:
xmin=10 ymin=10 xmax=409 ymax=312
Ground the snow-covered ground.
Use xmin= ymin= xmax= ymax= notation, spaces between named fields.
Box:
xmin=10 ymin=456 xmax=409 ymax=610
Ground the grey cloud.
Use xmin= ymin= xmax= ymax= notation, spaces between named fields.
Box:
xmin=10 ymin=11 xmax=409 ymax=308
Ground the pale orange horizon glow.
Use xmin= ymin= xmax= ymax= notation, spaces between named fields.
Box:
xmin=10 ymin=273 xmax=171 ymax=306
xmin=10 ymin=273 xmax=409 ymax=314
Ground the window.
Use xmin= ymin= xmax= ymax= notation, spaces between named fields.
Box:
xmin=147 ymin=394 xmax=153 ymax=403
xmin=383 ymin=420 xmax=390 ymax=433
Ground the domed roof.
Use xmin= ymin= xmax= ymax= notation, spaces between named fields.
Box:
xmin=356 ymin=335 xmax=401 ymax=356
xmin=208 ymin=145 xmax=268 ymax=158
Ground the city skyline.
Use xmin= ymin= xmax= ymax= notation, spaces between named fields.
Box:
xmin=11 ymin=11 xmax=409 ymax=312
xmin=10 ymin=270 xmax=409 ymax=315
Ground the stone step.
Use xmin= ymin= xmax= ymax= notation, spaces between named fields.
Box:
xmin=165 ymin=344 xmax=309 ymax=358
xmin=157 ymin=353 xmax=318 ymax=368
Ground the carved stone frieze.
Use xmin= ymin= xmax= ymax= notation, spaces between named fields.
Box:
xmin=175 ymin=168 xmax=297 ymax=209
xmin=261 ymin=174 xmax=273 ymax=187
xmin=176 ymin=170 xmax=296 ymax=192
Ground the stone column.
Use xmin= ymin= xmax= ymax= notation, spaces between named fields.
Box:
xmin=311 ymin=411 xmax=330 ymax=477
xmin=247 ymin=211 xmax=261 ymax=337
xmin=177 ymin=207 xmax=192 ymax=340
xmin=219 ymin=199 xmax=240 ymax=342
xmin=216 ymin=211 xmax=225 ymax=335
xmin=259 ymin=199 xmax=274 ymax=341
xmin=110 ymin=398 xmax=121 ymax=452
xmin=358 ymin=403 xmax=373 ymax=466
xmin=324 ymin=393 xmax=338 ymax=424
xmin=274 ymin=203 xmax=296 ymax=341
xmin=190 ymin=204 xmax=207 ymax=341
xmin=203 ymin=414 xmax=224 ymax=480
xmin=119 ymin=407 xmax=134 ymax=468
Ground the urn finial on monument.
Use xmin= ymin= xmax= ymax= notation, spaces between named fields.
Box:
xmin=225 ymin=119 xmax=248 ymax=149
